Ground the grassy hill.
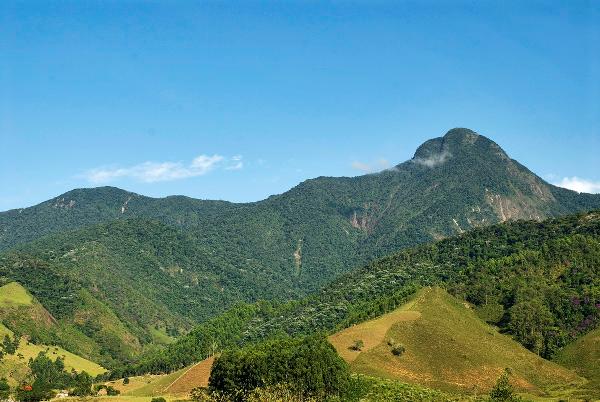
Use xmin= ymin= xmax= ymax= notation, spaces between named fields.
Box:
xmin=0 ymin=282 xmax=126 ymax=372
xmin=0 ymin=284 xmax=105 ymax=387
xmin=555 ymin=327 xmax=600 ymax=399
xmin=330 ymin=287 xmax=584 ymax=397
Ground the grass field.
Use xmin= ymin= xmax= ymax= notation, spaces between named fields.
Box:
xmin=554 ymin=327 xmax=600 ymax=400
xmin=330 ymin=287 xmax=585 ymax=398
xmin=105 ymin=368 xmax=188 ymax=397
xmin=0 ymin=282 xmax=33 ymax=307
xmin=0 ymin=338 xmax=106 ymax=386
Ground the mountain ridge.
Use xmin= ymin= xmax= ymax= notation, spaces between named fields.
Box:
xmin=2 ymin=128 xmax=600 ymax=369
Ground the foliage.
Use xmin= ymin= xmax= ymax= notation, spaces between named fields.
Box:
xmin=2 ymin=129 xmax=600 ymax=368
xmin=208 ymin=335 xmax=350 ymax=401
xmin=13 ymin=352 xmax=95 ymax=401
xmin=128 ymin=211 xmax=600 ymax=378
xmin=489 ymin=369 xmax=522 ymax=402
xmin=350 ymin=339 xmax=364 ymax=351
xmin=0 ymin=378 xmax=10 ymax=400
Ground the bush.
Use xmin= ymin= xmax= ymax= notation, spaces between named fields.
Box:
xmin=387 ymin=338 xmax=405 ymax=356
xmin=151 ymin=398 xmax=167 ymax=402
xmin=349 ymin=339 xmax=364 ymax=351
xmin=489 ymin=369 xmax=522 ymax=401
xmin=106 ymin=386 xmax=120 ymax=396
xmin=391 ymin=344 xmax=405 ymax=356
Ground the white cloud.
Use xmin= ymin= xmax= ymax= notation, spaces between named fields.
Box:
xmin=351 ymin=159 xmax=391 ymax=173
xmin=553 ymin=176 xmax=600 ymax=194
xmin=226 ymin=155 xmax=244 ymax=170
xmin=412 ymin=150 xmax=452 ymax=168
xmin=82 ymin=154 xmax=239 ymax=184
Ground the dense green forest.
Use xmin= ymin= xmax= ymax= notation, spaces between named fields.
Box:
xmin=125 ymin=210 xmax=600 ymax=378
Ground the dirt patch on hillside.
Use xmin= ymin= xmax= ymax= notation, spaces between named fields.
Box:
xmin=166 ymin=356 xmax=215 ymax=395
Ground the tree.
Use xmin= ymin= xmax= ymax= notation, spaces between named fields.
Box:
xmin=0 ymin=378 xmax=10 ymax=400
xmin=209 ymin=335 xmax=350 ymax=401
xmin=349 ymin=340 xmax=364 ymax=351
xmin=70 ymin=371 xmax=94 ymax=396
xmin=489 ymin=369 xmax=521 ymax=402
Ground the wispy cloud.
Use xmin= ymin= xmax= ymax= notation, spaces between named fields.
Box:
xmin=81 ymin=154 xmax=242 ymax=184
xmin=553 ymin=176 xmax=600 ymax=194
xmin=412 ymin=150 xmax=452 ymax=168
xmin=226 ymin=155 xmax=243 ymax=170
xmin=351 ymin=159 xmax=391 ymax=173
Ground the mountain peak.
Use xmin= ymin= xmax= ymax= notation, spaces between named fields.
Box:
xmin=412 ymin=128 xmax=508 ymax=167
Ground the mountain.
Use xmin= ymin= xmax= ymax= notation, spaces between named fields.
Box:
xmin=127 ymin=210 xmax=600 ymax=381
xmin=2 ymin=128 xmax=600 ymax=367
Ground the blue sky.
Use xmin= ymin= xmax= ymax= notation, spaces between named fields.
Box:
xmin=1 ymin=1 xmax=599 ymax=211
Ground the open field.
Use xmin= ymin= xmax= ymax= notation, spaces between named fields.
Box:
xmin=0 ymin=281 xmax=33 ymax=306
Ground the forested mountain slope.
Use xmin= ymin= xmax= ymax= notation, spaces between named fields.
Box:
xmin=2 ymin=129 xmax=599 ymax=294
xmin=128 ymin=211 xmax=600 ymax=377
xmin=2 ymin=129 xmax=600 ymax=368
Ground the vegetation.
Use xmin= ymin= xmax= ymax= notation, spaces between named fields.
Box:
xmin=208 ymin=335 xmax=350 ymax=401
xmin=2 ymin=129 xmax=600 ymax=367
xmin=12 ymin=352 xmax=95 ymax=401
xmin=489 ymin=369 xmax=521 ymax=402
xmin=331 ymin=287 xmax=582 ymax=395
xmin=123 ymin=211 xmax=600 ymax=385
xmin=554 ymin=326 xmax=600 ymax=399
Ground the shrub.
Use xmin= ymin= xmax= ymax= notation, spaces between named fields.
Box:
xmin=349 ymin=339 xmax=364 ymax=351
xmin=489 ymin=368 xmax=522 ymax=401
xmin=391 ymin=344 xmax=406 ymax=356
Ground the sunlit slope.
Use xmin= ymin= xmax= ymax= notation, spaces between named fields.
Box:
xmin=330 ymin=287 xmax=583 ymax=396
xmin=555 ymin=327 xmax=600 ymax=399
xmin=0 ymin=282 xmax=106 ymax=385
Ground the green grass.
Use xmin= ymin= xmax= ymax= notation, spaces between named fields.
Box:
xmin=357 ymin=375 xmax=467 ymax=401
xmin=0 ymin=321 xmax=12 ymax=337
xmin=0 ymin=339 xmax=106 ymax=386
xmin=554 ymin=327 xmax=600 ymax=399
xmin=333 ymin=287 xmax=584 ymax=398
xmin=0 ymin=282 xmax=33 ymax=306
xmin=149 ymin=326 xmax=175 ymax=345
xmin=122 ymin=368 xmax=187 ymax=397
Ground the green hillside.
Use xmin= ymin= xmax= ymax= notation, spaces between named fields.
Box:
xmin=0 ymin=283 xmax=106 ymax=387
xmin=0 ymin=280 xmax=141 ymax=369
xmin=128 ymin=210 xmax=600 ymax=380
xmin=555 ymin=327 xmax=600 ymax=399
xmin=2 ymin=129 xmax=600 ymax=371
xmin=332 ymin=287 xmax=583 ymax=397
